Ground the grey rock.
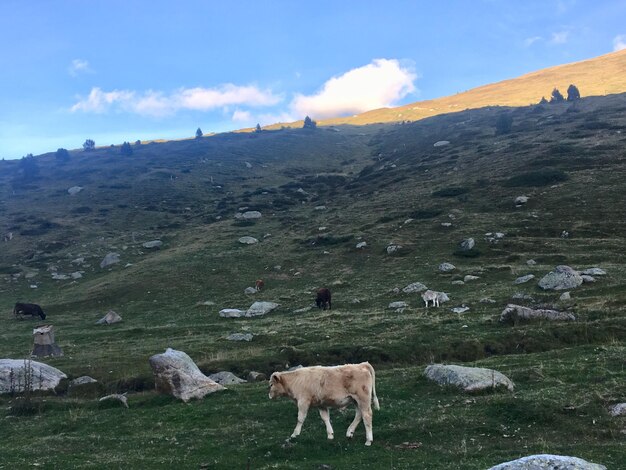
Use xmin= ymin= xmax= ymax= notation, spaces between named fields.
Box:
xmin=219 ymin=309 xmax=246 ymax=318
xmin=451 ymin=306 xmax=470 ymax=314
xmin=480 ymin=298 xmax=497 ymax=304
xmin=356 ymin=241 xmax=367 ymax=249
xmin=581 ymin=268 xmax=606 ymax=276
xmin=514 ymin=274 xmax=535 ymax=284
xmin=208 ymin=371 xmax=246 ymax=385
xmin=512 ymin=292 xmax=534 ymax=301
xmin=0 ymin=359 xmax=67 ymax=394
xmin=433 ymin=140 xmax=450 ymax=147
xmin=100 ymin=252 xmax=121 ymax=269
xmin=459 ymin=238 xmax=475 ymax=251
xmin=439 ymin=262 xmax=456 ymax=272
xmin=143 ymin=240 xmax=163 ymax=249
xmin=314 ymin=205 xmax=327 ymax=211
xmin=402 ymin=282 xmax=428 ymax=293
xmin=68 ymin=376 xmax=101 ymax=398
xmin=441 ymin=222 xmax=453 ymax=227
xmin=538 ymin=265 xmax=583 ymax=291
xmin=487 ymin=454 xmax=606 ymax=470
xmin=464 ymin=275 xmax=480 ymax=282
xmin=52 ymin=273 xmax=70 ymax=280
xmin=451 ymin=280 xmax=465 ymax=285
xmin=70 ymin=376 xmax=97 ymax=387
xmin=437 ymin=292 xmax=450 ymax=304
xmin=581 ymin=275 xmax=596 ymax=283
xmin=515 ymin=195 xmax=528 ymax=205
xmin=148 ymin=348 xmax=225 ymax=402
xmin=227 ymin=333 xmax=253 ymax=342
xmin=244 ymin=287 xmax=257 ymax=295
xmin=559 ymin=292 xmax=571 ymax=301
xmin=609 ymin=403 xmax=626 ymax=417
xmin=96 ymin=310 xmax=123 ymax=325
xmin=246 ymin=301 xmax=279 ymax=317
xmin=526 ymin=259 xmax=537 ymax=266
xmin=500 ymin=304 xmax=575 ymax=323
xmin=424 ymin=364 xmax=514 ymax=392
xmin=387 ymin=244 xmax=401 ymax=254
xmin=238 ymin=236 xmax=259 ymax=245
xmin=247 ymin=371 xmax=267 ymax=382
xmin=70 ymin=271 xmax=83 ymax=279
xmin=389 ymin=301 xmax=409 ymax=310
xmin=68 ymin=186 xmax=83 ymax=195
xmin=235 ymin=211 xmax=262 ymax=220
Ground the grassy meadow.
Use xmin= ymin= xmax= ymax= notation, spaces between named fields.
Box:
xmin=1 ymin=93 xmax=625 ymax=468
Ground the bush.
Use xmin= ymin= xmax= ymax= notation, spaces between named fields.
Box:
xmin=120 ymin=142 xmax=133 ymax=156
xmin=303 ymin=116 xmax=317 ymax=129
xmin=503 ymin=169 xmax=568 ymax=187
xmin=83 ymin=139 xmax=95 ymax=151
xmin=55 ymin=148 xmax=70 ymax=163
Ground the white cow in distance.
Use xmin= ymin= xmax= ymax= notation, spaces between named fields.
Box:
xmin=268 ymin=362 xmax=380 ymax=446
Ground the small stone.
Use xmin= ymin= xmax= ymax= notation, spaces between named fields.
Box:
xmin=356 ymin=241 xmax=367 ymax=249
xmin=480 ymin=298 xmax=496 ymax=304
xmin=526 ymin=259 xmax=537 ymax=266
xmin=439 ymin=262 xmax=456 ymax=272
xmin=451 ymin=306 xmax=470 ymax=314
xmin=581 ymin=268 xmax=606 ymax=276
xmin=451 ymin=280 xmax=465 ymax=285
xmin=402 ymin=282 xmax=428 ymax=293
xmin=244 ymin=287 xmax=257 ymax=294
xmin=143 ymin=240 xmax=163 ymax=249
xmin=387 ymin=244 xmax=401 ymax=254
xmin=100 ymin=252 xmax=121 ymax=269
xmin=464 ymin=275 xmax=479 ymax=282
xmin=68 ymin=186 xmax=83 ymax=195
xmin=433 ymin=140 xmax=450 ymax=147
xmin=514 ymin=195 xmax=528 ymax=205
xmin=514 ymin=274 xmax=535 ymax=284
xmin=609 ymin=403 xmax=626 ymax=417
xmin=388 ymin=301 xmax=409 ymax=310
xmin=208 ymin=371 xmax=246 ymax=385
xmin=238 ymin=236 xmax=259 ymax=245
xmin=560 ymin=292 xmax=571 ymax=301
xmin=227 ymin=333 xmax=253 ymax=342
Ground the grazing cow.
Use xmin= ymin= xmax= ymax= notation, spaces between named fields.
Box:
xmin=255 ymin=279 xmax=265 ymax=292
xmin=13 ymin=302 xmax=46 ymax=320
xmin=268 ymin=362 xmax=380 ymax=446
xmin=421 ymin=290 xmax=439 ymax=308
xmin=315 ymin=288 xmax=332 ymax=310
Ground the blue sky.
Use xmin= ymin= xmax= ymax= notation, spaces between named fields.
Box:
xmin=1 ymin=0 xmax=625 ymax=159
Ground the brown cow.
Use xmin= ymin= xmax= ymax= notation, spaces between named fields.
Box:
xmin=268 ymin=362 xmax=380 ymax=445
xmin=255 ymin=279 xmax=265 ymax=292
xmin=315 ymin=288 xmax=331 ymax=310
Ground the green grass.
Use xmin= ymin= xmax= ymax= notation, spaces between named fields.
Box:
xmin=1 ymin=94 xmax=626 ymax=468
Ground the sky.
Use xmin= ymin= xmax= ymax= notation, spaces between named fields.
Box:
xmin=1 ymin=0 xmax=625 ymax=159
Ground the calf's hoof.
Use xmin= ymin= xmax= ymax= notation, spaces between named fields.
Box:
xmin=365 ymin=440 xmax=372 ymax=446
xmin=327 ymin=434 xmax=334 ymax=440
xmin=346 ymin=432 xmax=354 ymax=439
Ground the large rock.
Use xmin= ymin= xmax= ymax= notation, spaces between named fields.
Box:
xmin=487 ymin=454 xmax=606 ymax=470
xmin=402 ymin=282 xmax=428 ymax=293
xmin=608 ymin=403 xmax=626 ymax=416
xmin=538 ymin=265 xmax=583 ymax=290
xmin=0 ymin=359 xmax=67 ymax=394
xmin=96 ymin=310 xmax=123 ymax=325
xmin=208 ymin=371 xmax=246 ymax=385
xmin=500 ymin=304 xmax=575 ymax=323
xmin=386 ymin=244 xmax=401 ymax=254
xmin=100 ymin=252 xmax=121 ymax=269
xmin=424 ymin=364 xmax=514 ymax=392
xmin=148 ymin=348 xmax=225 ymax=402
xmin=238 ymin=236 xmax=259 ymax=245
xmin=246 ymin=301 xmax=279 ymax=317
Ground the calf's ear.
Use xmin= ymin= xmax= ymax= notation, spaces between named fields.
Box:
xmin=270 ymin=373 xmax=282 ymax=384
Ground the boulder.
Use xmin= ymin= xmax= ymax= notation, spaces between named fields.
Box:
xmin=0 ymin=359 xmax=67 ymax=394
xmin=439 ymin=262 xmax=456 ymax=272
xmin=609 ymin=403 xmax=626 ymax=417
xmin=515 ymin=195 xmax=528 ymax=205
xmin=68 ymin=186 xmax=83 ymax=195
xmin=246 ymin=301 xmax=279 ymax=317
xmin=514 ymin=274 xmax=535 ymax=285
xmin=424 ymin=364 xmax=514 ymax=392
xmin=208 ymin=371 xmax=246 ymax=385
xmin=581 ymin=268 xmax=606 ymax=276
xmin=433 ymin=140 xmax=450 ymax=147
xmin=386 ymin=244 xmax=401 ymax=254
xmin=402 ymin=282 xmax=428 ymax=293
xmin=238 ymin=236 xmax=259 ymax=245
xmin=487 ymin=454 xmax=606 ymax=470
xmin=388 ymin=301 xmax=409 ymax=311
xmin=464 ymin=275 xmax=479 ymax=282
xmin=538 ymin=265 xmax=583 ymax=290
xmin=560 ymin=292 xmax=571 ymax=301
xmin=247 ymin=371 xmax=267 ymax=382
xmin=96 ymin=310 xmax=123 ymax=325
xmin=142 ymin=240 xmax=163 ymax=249
xmin=244 ymin=287 xmax=257 ymax=295
xmin=219 ymin=309 xmax=245 ymax=318
xmin=356 ymin=241 xmax=367 ymax=249
xmin=235 ymin=211 xmax=262 ymax=220
xmin=500 ymin=304 xmax=575 ymax=323
xmin=226 ymin=333 xmax=253 ymax=342
xmin=100 ymin=252 xmax=121 ymax=269
xmin=458 ymin=238 xmax=475 ymax=251
xmin=148 ymin=348 xmax=225 ymax=402
xmin=581 ymin=275 xmax=596 ymax=283
xmin=451 ymin=306 xmax=470 ymax=314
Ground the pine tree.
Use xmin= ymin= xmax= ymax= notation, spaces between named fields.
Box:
xmin=196 ymin=128 xmax=203 ymax=139
xmin=83 ymin=139 xmax=95 ymax=151
xmin=255 ymin=123 xmax=262 ymax=133
xmin=303 ymin=116 xmax=317 ymax=129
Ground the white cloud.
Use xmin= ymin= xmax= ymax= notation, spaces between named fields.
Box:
xmin=71 ymin=84 xmax=282 ymax=117
xmin=290 ymin=58 xmax=417 ymax=119
xmin=232 ymin=109 xmax=252 ymax=122
xmin=550 ymin=31 xmax=569 ymax=44
xmin=523 ymin=36 xmax=542 ymax=47
xmin=613 ymin=34 xmax=626 ymax=51
xmin=68 ymin=59 xmax=93 ymax=76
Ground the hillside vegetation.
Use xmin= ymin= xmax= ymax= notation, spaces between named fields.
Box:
xmin=0 ymin=92 xmax=625 ymax=468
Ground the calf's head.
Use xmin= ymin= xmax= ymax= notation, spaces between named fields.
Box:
xmin=268 ymin=372 xmax=287 ymax=399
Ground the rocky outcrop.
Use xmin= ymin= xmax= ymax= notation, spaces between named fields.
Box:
xmin=424 ymin=364 xmax=514 ymax=392
xmin=148 ymin=348 xmax=225 ymax=402
xmin=487 ymin=454 xmax=606 ymax=470
xmin=245 ymin=301 xmax=279 ymax=317
xmin=0 ymin=359 xmax=67 ymax=394
xmin=96 ymin=310 xmax=122 ymax=325
xmin=500 ymin=304 xmax=575 ymax=323
xmin=538 ymin=265 xmax=583 ymax=290
xmin=208 ymin=371 xmax=246 ymax=385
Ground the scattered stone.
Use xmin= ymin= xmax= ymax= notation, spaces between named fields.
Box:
xmin=244 ymin=161 xmax=252 ymax=169
xmin=96 ymin=310 xmax=123 ymax=325
xmin=514 ymin=274 xmax=535 ymax=284
xmin=451 ymin=306 xmax=470 ymax=314
xmin=480 ymin=298 xmax=496 ymax=304
xmin=464 ymin=275 xmax=480 ymax=282
xmin=451 ymin=280 xmax=465 ymax=285
xmin=581 ymin=268 xmax=606 ymax=276
xmin=441 ymin=222 xmax=452 ymax=227
xmin=512 ymin=292 xmax=535 ymax=301
xmin=142 ymin=240 xmax=163 ymax=249
xmin=238 ymin=236 xmax=259 ymax=245
xmin=514 ymin=195 xmax=528 ymax=206
xmin=292 ymin=306 xmax=312 ymax=314
xmin=227 ymin=333 xmax=253 ymax=342
xmin=389 ymin=301 xmax=409 ymax=312
xmin=402 ymin=282 xmax=428 ymax=294
xmin=71 ymin=257 xmax=85 ymax=265
xmin=314 ymin=206 xmax=327 ymax=211
xmin=99 ymin=394 xmax=129 ymax=408
xmin=244 ymin=287 xmax=257 ymax=295
xmin=526 ymin=259 xmax=537 ymax=266
xmin=439 ymin=262 xmax=456 ymax=272
xmin=32 ymin=325 xmax=63 ymax=357
xmin=356 ymin=241 xmax=367 ymax=249
xmin=433 ymin=140 xmax=450 ymax=147
xmin=246 ymin=301 xmax=279 ymax=317
xmin=70 ymin=271 xmax=83 ymax=279
xmin=560 ymin=292 xmax=571 ymax=301
xmin=0 ymin=359 xmax=67 ymax=393
xmin=100 ymin=252 xmax=121 ymax=269
xmin=148 ymin=348 xmax=225 ymax=402
xmin=219 ymin=309 xmax=246 ymax=318
xmin=561 ymin=230 xmax=570 ymax=238
xmin=609 ymin=403 xmax=626 ymax=417
xmin=247 ymin=371 xmax=267 ymax=382
xmin=487 ymin=454 xmax=606 ymax=470
xmin=52 ymin=273 xmax=70 ymax=280
xmin=458 ymin=238 xmax=475 ymax=251
xmin=581 ymin=275 xmax=596 ymax=283
xmin=235 ymin=211 xmax=262 ymax=220
xmin=485 ymin=232 xmax=505 ymax=244
xmin=387 ymin=244 xmax=402 ymax=254
xmin=500 ymin=304 xmax=575 ymax=323
xmin=208 ymin=371 xmax=246 ymax=385
xmin=68 ymin=186 xmax=83 ymax=195
xmin=538 ymin=265 xmax=583 ymax=290
xmin=424 ymin=364 xmax=514 ymax=392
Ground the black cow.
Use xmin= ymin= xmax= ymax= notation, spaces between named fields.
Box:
xmin=315 ymin=288 xmax=332 ymax=310
xmin=13 ymin=302 xmax=46 ymax=320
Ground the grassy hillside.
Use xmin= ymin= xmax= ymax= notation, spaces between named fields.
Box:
xmin=0 ymin=93 xmax=625 ymax=468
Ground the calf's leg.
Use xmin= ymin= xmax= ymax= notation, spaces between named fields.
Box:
xmin=346 ymin=407 xmax=362 ymax=438
xmin=361 ymin=405 xmax=374 ymax=446
xmin=291 ymin=400 xmax=310 ymax=438
xmin=318 ymin=408 xmax=334 ymax=439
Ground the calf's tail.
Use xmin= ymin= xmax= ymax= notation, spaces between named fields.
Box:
xmin=366 ymin=362 xmax=380 ymax=410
